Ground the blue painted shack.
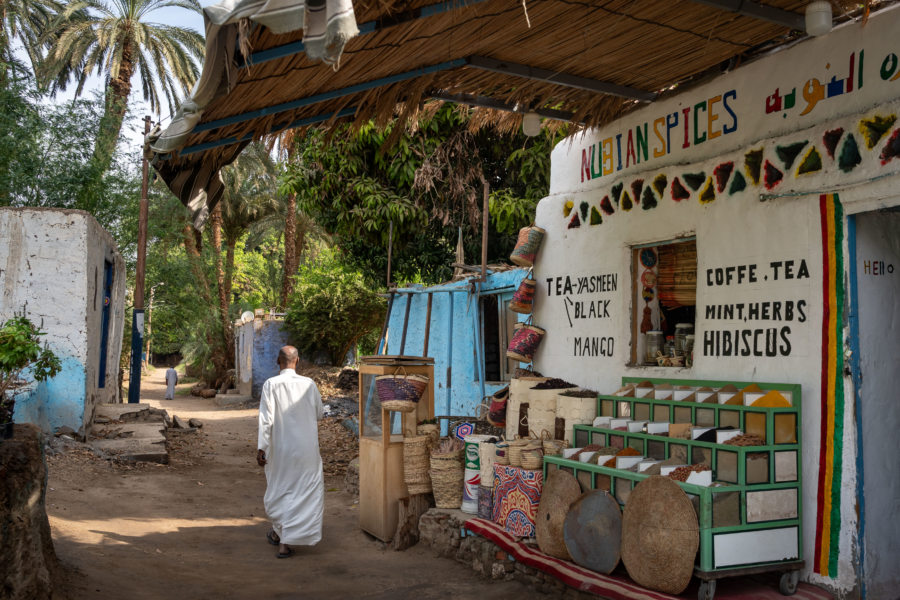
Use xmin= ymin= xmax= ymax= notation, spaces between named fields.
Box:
xmin=380 ymin=268 xmax=528 ymax=420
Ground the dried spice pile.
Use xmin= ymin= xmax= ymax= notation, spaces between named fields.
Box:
xmin=531 ymin=378 xmax=578 ymax=390
xmin=723 ymin=433 xmax=766 ymax=446
xmin=603 ymin=447 xmax=641 ymax=467
xmin=667 ymin=464 xmax=710 ymax=482
xmin=559 ymin=389 xmax=598 ymax=398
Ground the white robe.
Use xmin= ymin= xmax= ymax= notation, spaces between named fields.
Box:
xmin=257 ymin=369 xmax=325 ymax=545
xmin=164 ymin=368 xmax=178 ymax=399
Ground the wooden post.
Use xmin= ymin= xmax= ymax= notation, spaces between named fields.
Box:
xmin=386 ymin=220 xmax=394 ymax=288
xmin=422 ymin=292 xmax=433 ymax=356
xmin=128 ymin=116 xmax=152 ymax=403
xmin=480 ymin=181 xmax=489 ymax=282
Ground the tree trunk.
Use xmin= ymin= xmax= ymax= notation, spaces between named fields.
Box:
xmin=209 ymin=204 xmax=234 ymax=370
xmin=81 ymin=39 xmax=135 ymax=203
xmin=280 ymin=194 xmax=297 ymax=309
xmin=224 ymin=236 xmax=236 ymax=304
xmin=182 ymin=223 xmax=212 ymax=306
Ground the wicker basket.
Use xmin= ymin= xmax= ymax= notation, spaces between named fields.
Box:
xmin=507 ymin=438 xmax=531 ymax=467
xmin=417 ymin=423 xmax=440 ymax=448
xmin=376 ymin=371 xmax=429 ymax=413
xmin=521 ymin=444 xmax=544 ymax=470
xmin=495 ymin=442 xmax=510 ymax=466
xmin=403 ymin=433 xmax=432 ymax=494
xmin=430 ymin=449 xmax=464 ymax=509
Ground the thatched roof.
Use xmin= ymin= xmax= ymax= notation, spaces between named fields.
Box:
xmin=149 ymin=0 xmax=880 ymax=227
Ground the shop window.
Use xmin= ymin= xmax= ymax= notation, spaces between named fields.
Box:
xmin=481 ymin=292 xmax=516 ymax=382
xmin=631 ymin=238 xmax=697 ymax=366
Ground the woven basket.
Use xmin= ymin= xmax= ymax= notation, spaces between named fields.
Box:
xmin=403 ymin=433 xmax=432 ymax=494
xmin=509 ymin=277 xmax=537 ymax=314
xmin=417 ymin=423 xmax=440 ymax=448
xmin=495 ymin=442 xmax=510 ymax=466
xmin=510 ymin=225 xmax=546 ymax=267
xmin=540 ymin=430 xmax=567 ymax=457
xmin=506 ymin=323 xmax=546 ymax=362
xmin=376 ymin=371 xmax=429 ymax=412
xmin=521 ymin=445 xmax=544 ymax=470
xmin=507 ymin=438 xmax=531 ymax=467
xmin=430 ymin=450 xmax=464 ymax=509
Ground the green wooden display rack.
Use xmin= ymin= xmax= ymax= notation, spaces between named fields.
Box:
xmin=543 ymin=377 xmax=804 ymax=600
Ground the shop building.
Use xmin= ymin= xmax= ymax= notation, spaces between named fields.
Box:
xmin=529 ymin=8 xmax=900 ymax=597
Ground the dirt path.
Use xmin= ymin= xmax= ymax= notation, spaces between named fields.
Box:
xmin=47 ymin=368 xmax=529 ymax=599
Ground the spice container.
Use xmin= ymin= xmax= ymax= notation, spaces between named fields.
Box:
xmin=645 ymin=330 xmax=663 ymax=364
xmin=674 ymin=323 xmax=694 ymax=356
xmin=684 ymin=334 xmax=695 ymax=367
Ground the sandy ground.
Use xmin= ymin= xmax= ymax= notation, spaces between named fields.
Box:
xmin=47 ymin=368 xmax=531 ymax=600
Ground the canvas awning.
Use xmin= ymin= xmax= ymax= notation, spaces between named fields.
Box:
xmin=148 ymin=0 xmax=829 ymax=228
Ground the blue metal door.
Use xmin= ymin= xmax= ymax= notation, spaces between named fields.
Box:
xmin=98 ymin=260 xmax=113 ymax=388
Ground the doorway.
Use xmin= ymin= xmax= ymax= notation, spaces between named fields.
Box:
xmin=849 ymin=209 xmax=900 ymax=599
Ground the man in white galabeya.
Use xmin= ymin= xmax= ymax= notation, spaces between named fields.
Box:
xmin=256 ymin=345 xmax=325 ymax=558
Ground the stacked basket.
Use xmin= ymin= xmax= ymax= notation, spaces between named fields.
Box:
xmin=430 ymin=440 xmax=464 ymax=509
xmin=403 ymin=432 xmax=432 ymax=495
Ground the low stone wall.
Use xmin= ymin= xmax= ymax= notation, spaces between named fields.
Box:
xmin=418 ymin=509 xmax=598 ymax=599
xmin=0 ymin=424 xmax=57 ymax=599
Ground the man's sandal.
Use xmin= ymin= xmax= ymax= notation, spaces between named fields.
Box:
xmin=276 ymin=547 xmax=293 ymax=559
xmin=266 ymin=531 xmax=280 ymax=546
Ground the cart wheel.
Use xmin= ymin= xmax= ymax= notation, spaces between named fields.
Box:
xmin=779 ymin=570 xmax=799 ymax=596
xmin=698 ymin=580 xmax=716 ymax=600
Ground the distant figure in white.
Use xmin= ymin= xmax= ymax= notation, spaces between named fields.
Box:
xmin=164 ymin=367 xmax=178 ymax=400
xmin=257 ymin=345 xmax=325 ymax=558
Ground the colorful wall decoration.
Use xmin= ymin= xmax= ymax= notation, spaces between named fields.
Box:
xmin=815 ymin=193 xmax=845 ymax=578
xmin=561 ymin=112 xmax=899 ymax=229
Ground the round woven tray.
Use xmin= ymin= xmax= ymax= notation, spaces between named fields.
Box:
xmin=536 ymin=469 xmax=581 ymax=560
xmin=564 ymin=490 xmax=622 ymax=574
xmin=621 ymin=475 xmax=699 ymax=595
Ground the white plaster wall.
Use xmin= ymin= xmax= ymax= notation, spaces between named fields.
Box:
xmin=0 ymin=208 xmax=125 ymax=435
xmin=83 ymin=215 xmax=127 ymax=423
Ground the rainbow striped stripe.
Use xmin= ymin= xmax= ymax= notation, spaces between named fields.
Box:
xmin=814 ymin=193 xmax=845 ymax=577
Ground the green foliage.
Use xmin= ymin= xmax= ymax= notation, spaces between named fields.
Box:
xmin=0 ymin=312 xmax=62 ymax=421
xmin=283 ymin=248 xmax=386 ymax=366
xmin=489 ymin=190 xmax=537 ymax=235
xmin=280 ymin=103 xmax=563 ymax=285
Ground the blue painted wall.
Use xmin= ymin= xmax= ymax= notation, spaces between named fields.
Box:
xmin=383 ymin=269 xmax=528 ymax=420
xmin=12 ymin=354 xmax=86 ymax=434
xmin=250 ymin=320 xmax=292 ymax=400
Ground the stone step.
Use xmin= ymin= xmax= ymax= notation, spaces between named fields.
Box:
xmin=226 ymin=389 xmax=242 ymax=395
xmin=94 ymin=403 xmax=167 ymax=424
xmin=91 ymin=411 xmax=169 ymax=464
xmin=214 ymin=394 xmax=253 ymax=408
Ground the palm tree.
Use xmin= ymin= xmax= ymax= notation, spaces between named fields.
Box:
xmin=0 ymin=0 xmax=63 ymax=82
xmin=42 ymin=0 xmax=204 ymax=181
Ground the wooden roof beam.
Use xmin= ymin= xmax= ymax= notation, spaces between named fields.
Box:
xmin=430 ymin=91 xmax=579 ymax=123
xmin=687 ymin=0 xmax=805 ymax=30
xmin=466 ymin=55 xmax=656 ymax=103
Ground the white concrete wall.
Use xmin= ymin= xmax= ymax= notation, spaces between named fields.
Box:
xmin=532 ymin=8 xmax=900 ymax=595
xmin=0 ymin=208 xmax=125 ymax=436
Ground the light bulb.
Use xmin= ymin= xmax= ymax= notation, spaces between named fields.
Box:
xmin=522 ymin=112 xmax=542 ymax=137
xmin=805 ymin=1 xmax=832 ymax=37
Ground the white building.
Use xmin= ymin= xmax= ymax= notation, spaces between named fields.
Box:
xmin=1 ymin=208 xmax=127 ymax=438
xmin=531 ymin=8 xmax=900 ymax=598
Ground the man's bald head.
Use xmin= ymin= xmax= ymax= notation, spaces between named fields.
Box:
xmin=277 ymin=346 xmax=299 ymax=369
